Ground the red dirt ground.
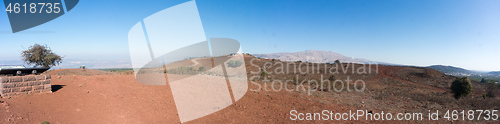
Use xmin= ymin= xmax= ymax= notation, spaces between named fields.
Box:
xmin=0 ymin=70 xmax=363 ymax=124
xmin=0 ymin=56 xmax=498 ymax=123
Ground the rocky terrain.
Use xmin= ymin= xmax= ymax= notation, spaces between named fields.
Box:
xmin=0 ymin=54 xmax=498 ymax=123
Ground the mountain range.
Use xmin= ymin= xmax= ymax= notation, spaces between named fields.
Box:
xmin=253 ymin=50 xmax=390 ymax=64
xmin=253 ymin=50 xmax=499 ymax=76
xmin=426 ymin=65 xmax=473 ymax=74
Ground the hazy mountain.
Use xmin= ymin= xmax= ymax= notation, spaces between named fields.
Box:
xmin=427 ymin=65 xmax=473 ymax=74
xmin=0 ymin=59 xmax=131 ymax=69
xmin=488 ymin=71 xmax=500 ymax=75
xmin=253 ymin=50 xmax=388 ymax=64
xmin=426 ymin=65 xmax=499 ymax=76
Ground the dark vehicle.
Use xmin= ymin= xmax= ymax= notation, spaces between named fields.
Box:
xmin=0 ymin=65 xmax=50 ymax=76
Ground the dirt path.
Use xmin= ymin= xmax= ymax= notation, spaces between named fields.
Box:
xmin=191 ymin=58 xmax=199 ymax=66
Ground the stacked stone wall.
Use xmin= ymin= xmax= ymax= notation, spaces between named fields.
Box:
xmin=0 ymin=74 xmax=51 ymax=97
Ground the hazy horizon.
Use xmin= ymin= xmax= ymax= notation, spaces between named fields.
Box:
xmin=2 ymin=49 xmax=497 ymax=72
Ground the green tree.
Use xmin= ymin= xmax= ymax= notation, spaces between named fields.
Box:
xmin=450 ymin=77 xmax=473 ymax=99
xmin=481 ymin=78 xmax=487 ymax=83
xmin=21 ymin=44 xmax=63 ymax=67
xmin=334 ymin=60 xmax=340 ymax=64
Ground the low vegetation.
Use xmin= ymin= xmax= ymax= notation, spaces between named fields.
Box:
xmin=227 ymin=60 xmax=242 ymax=68
xmin=167 ymin=66 xmax=198 ymax=75
xmin=486 ymin=83 xmax=497 ymax=98
xmin=260 ymin=71 xmax=269 ymax=77
xmin=245 ymin=55 xmax=499 ymax=122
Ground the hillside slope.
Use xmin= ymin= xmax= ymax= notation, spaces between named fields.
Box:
xmin=427 ymin=65 xmax=473 ymax=74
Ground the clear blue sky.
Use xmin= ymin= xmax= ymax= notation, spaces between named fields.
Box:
xmin=1 ymin=0 xmax=499 ymax=71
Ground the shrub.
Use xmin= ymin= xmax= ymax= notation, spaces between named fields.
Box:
xmin=41 ymin=121 xmax=50 ymax=124
xmin=450 ymin=77 xmax=473 ymax=99
xmin=261 ymin=71 xmax=269 ymax=77
xmin=198 ymin=66 xmax=205 ymax=71
xmin=227 ymin=60 xmax=242 ymax=68
xmin=21 ymin=44 xmax=63 ymax=67
xmin=481 ymin=78 xmax=496 ymax=84
xmin=486 ymin=83 xmax=497 ymax=98
xmin=167 ymin=66 xmax=196 ymax=75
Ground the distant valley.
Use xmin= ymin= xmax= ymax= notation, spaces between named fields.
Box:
xmin=427 ymin=65 xmax=500 ymax=82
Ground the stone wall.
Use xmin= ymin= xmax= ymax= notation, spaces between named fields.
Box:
xmin=0 ymin=74 xmax=51 ymax=97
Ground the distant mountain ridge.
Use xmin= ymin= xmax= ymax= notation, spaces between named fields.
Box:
xmin=427 ymin=65 xmax=473 ymax=74
xmin=426 ymin=65 xmax=500 ymax=82
xmin=253 ymin=50 xmax=496 ymax=74
xmin=253 ymin=50 xmax=389 ymax=64
xmin=488 ymin=71 xmax=500 ymax=75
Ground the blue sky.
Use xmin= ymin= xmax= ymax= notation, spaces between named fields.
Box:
xmin=1 ymin=0 xmax=499 ymax=71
